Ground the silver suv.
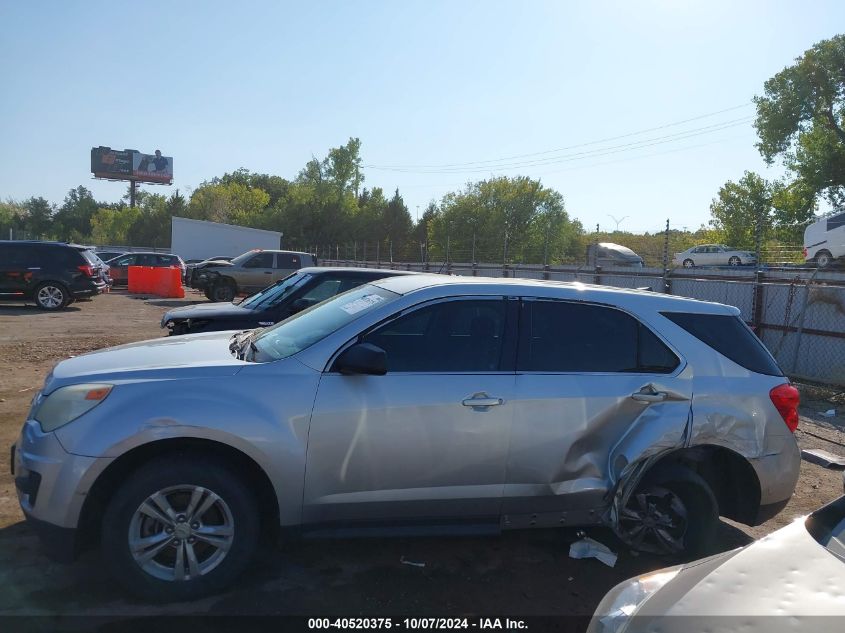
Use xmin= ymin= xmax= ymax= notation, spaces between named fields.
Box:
xmin=13 ymin=275 xmax=800 ymax=600
xmin=187 ymin=249 xmax=316 ymax=301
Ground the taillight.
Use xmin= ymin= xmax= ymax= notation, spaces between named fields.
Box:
xmin=78 ymin=265 xmax=95 ymax=277
xmin=802 ymin=247 xmax=808 ymax=259
xmin=770 ymin=383 xmax=800 ymax=432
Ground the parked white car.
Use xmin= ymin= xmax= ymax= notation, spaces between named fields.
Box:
xmin=590 ymin=495 xmax=845 ymax=633
xmin=804 ymin=212 xmax=845 ymax=268
xmin=673 ymin=245 xmax=756 ymax=268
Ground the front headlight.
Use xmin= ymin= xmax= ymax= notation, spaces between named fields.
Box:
xmin=33 ymin=384 xmax=113 ymax=433
xmin=594 ymin=568 xmax=680 ymax=633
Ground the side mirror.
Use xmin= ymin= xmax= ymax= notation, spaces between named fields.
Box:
xmin=334 ymin=343 xmax=387 ymax=376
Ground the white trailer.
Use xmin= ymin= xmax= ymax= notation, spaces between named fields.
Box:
xmin=170 ymin=217 xmax=282 ymax=261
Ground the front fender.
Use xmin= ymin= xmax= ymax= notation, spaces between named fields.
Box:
xmin=55 ymin=369 xmax=320 ymax=525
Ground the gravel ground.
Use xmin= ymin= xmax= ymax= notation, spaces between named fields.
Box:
xmin=0 ymin=291 xmax=843 ymax=618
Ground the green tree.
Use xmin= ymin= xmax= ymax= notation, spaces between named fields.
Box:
xmin=383 ymin=189 xmax=413 ymax=257
xmin=754 ymin=34 xmax=845 ymax=209
xmin=428 ymin=176 xmax=582 ymax=263
xmin=23 ymin=196 xmax=55 ymax=238
xmin=53 ymin=186 xmax=98 ymax=241
xmin=187 ymin=181 xmax=270 ymax=226
xmin=0 ymin=199 xmax=28 ymax=238
xmin=90 ymin=206 xmax=141 ymax=245
xmin=709 ymin=171 xmax=772 ymax=249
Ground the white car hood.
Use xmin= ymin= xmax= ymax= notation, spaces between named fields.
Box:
xmin=643 ymin=518 xmax=845 ymax=618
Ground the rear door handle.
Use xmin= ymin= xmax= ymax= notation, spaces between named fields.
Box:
xmin=462 ymin=395 xmax=504 ymax=408
xmin=631 ymin=391 xmax=667 ymax=403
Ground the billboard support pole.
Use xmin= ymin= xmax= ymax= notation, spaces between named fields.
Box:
xmin=129 ymin=180 xmax=137 ymax=208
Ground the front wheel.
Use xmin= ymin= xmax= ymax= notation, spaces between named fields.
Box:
xmin=728 ymin=256 xmax=741 ymax=266
xmin=211 ymin=280 xmax=236 ymax=303
xmin=616 ymin=468 xmax=717 ymax=558
xmin=101 ymin=455 xmax=260 ymax=601
xmin=682 ymin=259 xmax=694 ymax=268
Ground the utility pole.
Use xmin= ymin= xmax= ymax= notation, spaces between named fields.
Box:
xmin=129 ymin=180 xmax=137 ymax=208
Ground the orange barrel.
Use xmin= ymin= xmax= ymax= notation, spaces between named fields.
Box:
xmin=127 ymin=266 xmax=142 ymax=293
xmin=169 ymin=266 xmax=185 ymax=298
xmin=151 ymin=267 xmax=168 ymax=297
xmin=140 ymin=266 xmax=156 ymax=294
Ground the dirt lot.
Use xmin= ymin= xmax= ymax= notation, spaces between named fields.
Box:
xmin=1 ymin=291 xmax=844 ymax=618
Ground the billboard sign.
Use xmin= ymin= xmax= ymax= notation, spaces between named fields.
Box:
xmin=91 ymin=147 xmax=133 ymax=179
xmin=132 ymin=150 xmax=173 ymax=184
xmin=91 ymin=147 xmax=173 ymax=185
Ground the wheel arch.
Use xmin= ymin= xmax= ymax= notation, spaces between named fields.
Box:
xmin=643 ymin=444 xmax=761 ymax=525
xmin=77 ymin=437 xmax=280 ymax=551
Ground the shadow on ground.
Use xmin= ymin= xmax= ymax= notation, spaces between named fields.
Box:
xmin=0 ymin=305 xmax=81 ymax=315
xmin=0 ymin=518 xmax=753 ymax=617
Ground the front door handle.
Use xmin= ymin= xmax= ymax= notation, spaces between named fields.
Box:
xmin=264 ymin=271 xmax=273 ymax=274
xmin=462 ymin=394 xmax=504 ymax=408
xmin=631 ymin=391 xmax=667 ymax=403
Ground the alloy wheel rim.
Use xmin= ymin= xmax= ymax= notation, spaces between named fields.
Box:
xmin=618 ymin=486 xmax=687 ymax=555
xmin=37 ymin=286 xmax=63 ymax=308
xmin=128 ymin=484 xmax=235 ymax=582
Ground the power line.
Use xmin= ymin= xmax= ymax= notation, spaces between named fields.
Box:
xmin=377 ymin=132 xmax=753 ymax=191
xmin=367 ymin=117 xmax=753 ymax=174
xmin=363 ymin=102 xmax=753 ymax=171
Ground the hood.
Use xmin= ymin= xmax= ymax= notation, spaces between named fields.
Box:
xmin=47 ymin=331 xmax=246 ymax=391
xmin=194 ymin=259 xmax=234 ymax=270
xmin=640 ymin=518 xmax=845 ymax=618
xmin=163 ymin=301 xmax=253 ymax=322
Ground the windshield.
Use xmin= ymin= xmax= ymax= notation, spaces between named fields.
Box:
xmin=252 ymin=284 xmax=399 ymax=362
xmin=239 ymin=272 xmax=312 ymax=310
xmin=230 ymin=250 xmax=263 ymax=265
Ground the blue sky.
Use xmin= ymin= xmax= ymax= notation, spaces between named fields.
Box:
xmin=1 ymin=0 xmax=843 ymax=233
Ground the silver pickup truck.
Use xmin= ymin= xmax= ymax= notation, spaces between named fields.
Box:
xmin=187 ymin=249 xmax=317 ymax=301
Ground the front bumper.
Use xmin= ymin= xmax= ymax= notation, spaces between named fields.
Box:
xmin=13 ymin=420 xmax=113 ymax=540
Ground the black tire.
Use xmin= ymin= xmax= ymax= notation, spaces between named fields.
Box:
xmin=728 ymin=256 xmax=741 ymax=266
xmin=33 ymin=282 xmax=70 ymax=310
xmin=101 ymin=455 xmax=260 ymax=602
xmin=816 ymin=250 xmax=833 ymax=269
xmin=617 ymin=467 xmax=717 ymax=559
xmin=682 ymin=259 xmax=694 ymax=268
xmin=203 ymin=288 xmax=214 ymax=301
xmin=211 ymin=280 xmax=236 ymax=303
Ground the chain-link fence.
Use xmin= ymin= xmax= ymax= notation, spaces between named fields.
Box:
xmin=318 ymin=258 xmax=845 ymax=388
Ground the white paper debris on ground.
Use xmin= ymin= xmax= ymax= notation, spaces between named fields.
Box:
xmin=569 ymin=537 xmax=618 ymax=568
xmin=399 ymin=556 xmax=426 ymax=568
xmin=819 ymin=409 xmax=836 ymax=418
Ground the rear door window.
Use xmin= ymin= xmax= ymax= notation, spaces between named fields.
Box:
xmin=662 ymin=312 xmax=783 ymax=376
xmin=275 ymin=253 xmax=301 ymax=269
xmin=519 ymin=301 xmax=679 ymax=373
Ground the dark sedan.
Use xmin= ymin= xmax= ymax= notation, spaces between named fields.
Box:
xmin=161 ymin=267 xmax=416 ymax=335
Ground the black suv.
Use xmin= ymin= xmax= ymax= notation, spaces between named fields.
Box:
xmin=0 ymin=241 xmax=110 ymax=310
xmin=162 ymin=267 xmax=415 ymax=334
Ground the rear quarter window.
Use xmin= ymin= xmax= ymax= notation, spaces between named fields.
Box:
xmin=662 ymin=312 xmax=783 ymax=376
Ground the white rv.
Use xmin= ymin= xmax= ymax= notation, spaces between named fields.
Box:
xmin=804 ymin=212 xmax=845 ymax=268
xmin=170 ymin=217 xmax=282 ymax=262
